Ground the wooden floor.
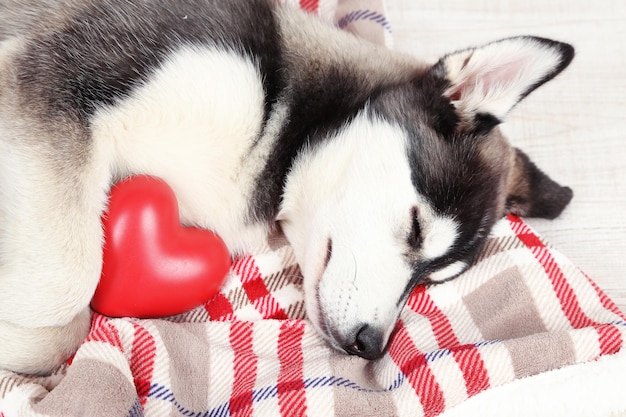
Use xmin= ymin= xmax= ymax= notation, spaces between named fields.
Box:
xmin=386 ymin=0 xmax=626 ymax=312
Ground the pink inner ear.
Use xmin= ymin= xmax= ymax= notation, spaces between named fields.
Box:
xmin=447 ymin=88 xmax=462 ymax=102
xmin=446 ymin=54 xmax=529 ymax=103
xmin=482 ymin=56 xmax=529 ymax=87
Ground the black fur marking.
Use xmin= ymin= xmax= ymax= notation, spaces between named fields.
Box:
xmin=408 ymin=206 xmax=423 ymax=249
xmin=324 ymin=238 xmax=333 ymax=269
xmin=410 ymin=71 xmax=460 ymax=140
xmin=409 ymin=137 xmax=500 ymax=259
xmin=472 ymin=113 xmax=502 ymax=136
xmin=15 ymin=0 xmax=284 ymax=127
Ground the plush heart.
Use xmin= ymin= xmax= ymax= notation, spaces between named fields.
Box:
xmin=91 ymin=175 xmax=231 ymax=318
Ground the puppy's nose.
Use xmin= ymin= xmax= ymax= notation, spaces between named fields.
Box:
xmin=343 ymin=325 xmax=384 ymax=360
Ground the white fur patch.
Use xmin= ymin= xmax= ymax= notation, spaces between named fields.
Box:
xmin=91 ymin=46 xmax=273 ymax=254
xmin=422 ymin=215 xmax=459 ymax=260
xmin=0 ymin=113 xmax=110 ymax=329
xmin=428 ymin=261 xmax=468 ymax=283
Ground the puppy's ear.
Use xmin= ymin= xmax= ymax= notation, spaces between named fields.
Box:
xmin=428 ymin=36 xmax=574 ymax=135
xmin=506 ymin=148 xmax=573 ymax=219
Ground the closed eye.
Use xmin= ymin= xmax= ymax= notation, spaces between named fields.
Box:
xmin=408 ymin=206 xmax=422 ymax=248
xmin=324 ymin=238 xmax=333 ymax=268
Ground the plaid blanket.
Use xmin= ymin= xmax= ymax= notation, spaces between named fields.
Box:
xmin=2 ymin=214 xmax=625 ymax=417
xmin=2 ymin=2 xmax=626 ymax=416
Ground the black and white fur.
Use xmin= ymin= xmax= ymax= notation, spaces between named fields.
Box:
xmin=0 ymin=0 xmax=574 ymax=374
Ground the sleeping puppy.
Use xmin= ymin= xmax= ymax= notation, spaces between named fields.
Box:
xmin=0 ymin=0 xmax=573 ymax=374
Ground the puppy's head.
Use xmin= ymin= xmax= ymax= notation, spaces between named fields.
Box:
xmin=279 ymin=36 xmax=574 ymax=359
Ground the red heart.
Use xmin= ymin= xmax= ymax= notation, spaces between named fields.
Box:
xmin=91 ymin=175 xmax=231 ymax=318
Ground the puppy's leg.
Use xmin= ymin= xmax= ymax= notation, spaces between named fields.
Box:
xmin=0 ymin=309 xmax=91 ymax=375
xmin=0 ymin=122 xmax=112 ymax=373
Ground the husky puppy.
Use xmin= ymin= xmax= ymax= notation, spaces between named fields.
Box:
xmin=0 ymin=0 xmax=574 ymax=374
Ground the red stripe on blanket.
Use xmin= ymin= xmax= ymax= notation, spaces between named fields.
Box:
xmin=451 ymin=344 xmax=490 ymax=397
xmin=229 ymin=321 xmax=258 ymax=417
xmin=299 ymin=0 xmax=319 ymax=13
xmin=205 ymin=291 xmax=235 ymax=321
xmin=595 ymin=324 xmax=623 ymax=356
xmin=388 ymin=320 xmax=446 ymax=417
xmin=86 ymin=315 xmax=124 ymax=352
xmin=277 ymin=320 xmax=308 ymax=417
xmin=508 ymin=215 xmax=597 ymax=329
xmin=583 ymin=271 xmax=626 ymax=321
xmin=130 ymin=323 xmax=157 ymax=407
xmin=234 ymin=256 xmax=288 ymax=320
xmin=407 ymin=286 xmax=460 ymax=349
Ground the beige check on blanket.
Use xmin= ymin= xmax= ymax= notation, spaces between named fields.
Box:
xmin=1 ymin=2 xmax=625 ymax=416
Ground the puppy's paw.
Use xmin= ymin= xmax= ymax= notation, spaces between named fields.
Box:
xmin=0 ymin=309 xmax=91 ymax=375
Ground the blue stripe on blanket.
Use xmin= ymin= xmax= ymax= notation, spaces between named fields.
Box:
xmin=336 ymin=9 xmax=392 ymax=32
xmin=146 ymin=373 xmax=408 ymax=415
xmin=127 ymin=399 xmax=145 ymax=417
xmin=138 ymin=339 xmax=509 ymax=416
